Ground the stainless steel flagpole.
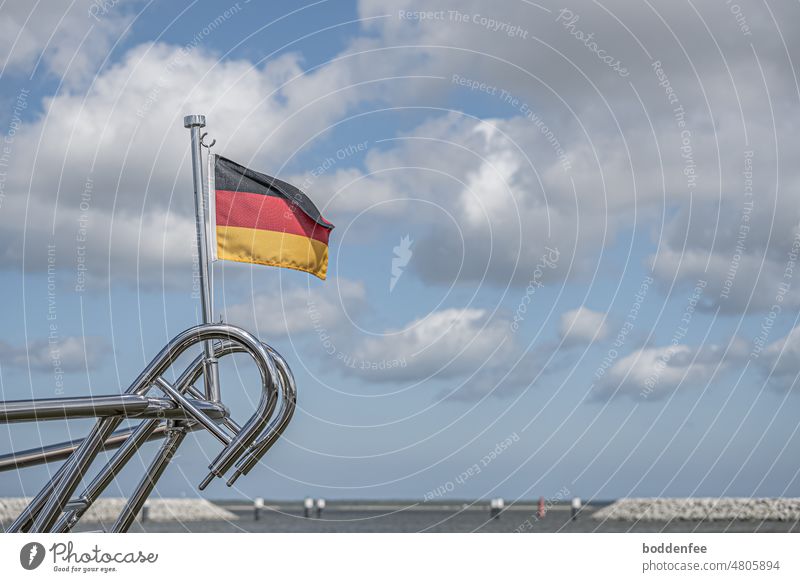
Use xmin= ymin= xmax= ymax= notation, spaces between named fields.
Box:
xmin=184 ymin=114 xmax=220 ymax=402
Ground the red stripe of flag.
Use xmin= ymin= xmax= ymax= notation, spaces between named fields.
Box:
xmin=215 ymin=190 xmax=332 ymax=245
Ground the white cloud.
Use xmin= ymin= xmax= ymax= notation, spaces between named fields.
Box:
xmin=650 ymin=198 xmax=800 ymax=314
xmin=0 ymin=335 xmax=109 ymax=372
xmin=598 ymin=343 xmax=730 ymax=401
xmin=224 ymin=278 xmax=366 ymax=338
xmin=560 ymin=306 xmax=607 ymax=344
xmin=346 ymin=307 xmax=512 ymax=382
xmin=4 ymin=0 xmax=800 ymax=319
xmin=352 ymin=0 xmax=800 ymax=313
xmin=0 ymin=38 xmax=379 ymax=288
xmin=298 ymin=113 xmax=609 ymax=286
xmin=0 ymin=0 xmax=133 ymax=81
xmin=754 ymin=325 xmax=800 ymax=391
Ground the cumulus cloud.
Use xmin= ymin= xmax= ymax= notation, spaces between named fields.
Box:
xmin=353 ymin=0 xmax=800 ymax=314
xmin=752 ymin=325 xmax=800 ymax=391
xmin=0 ymin=37 xmax=381 ymax=288
xmin=5 ymin=0 xmax=800 ymax=315
xmin=0 ymin=335 xmax=109 ymax=373
xmin=441 ymin=343 xmax=565 ymax=401
xmin=596 ymin=341 xmax=743 ymax=401
xmin=298 ymin=113 xmax=611 ymax=287
xmin=228 ymin=286 xmax=559 ymax=400
xmin=343 ymin=307 xmax=513 ymax=383
xmin=560 ymin=306 xmax=608 ymax=344
xmin=360 ymin=0 xmax=796 ymax=111
xmin=650 ymin=195 xmax=800 ymax=314
xmin=224 ymin=278 xmax=366 ymax=338
xmin=0 ymin=0 xmax=133 ymax=81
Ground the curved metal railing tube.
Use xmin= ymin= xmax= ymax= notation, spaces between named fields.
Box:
xmin=3 ymin=322 xmax=298 ymax=532
xmin=127 ymin=323 xmax=282 ymax=489
xmin=124 ymin=323 xmax=279 ymax=401
xmin=198 ymin=355 xmax=280 ymax=488
xmin=227 ymin=346 xmax=297 ymax=486
xmin=0 ymin=340 xmax=238 ymax=476
xmin=50 ymin=339 xmax=251 ymax=533
xmin=29 ymin=324 xmax=278 ymax=532
xmin=27 ymin=324 xmax=268 ymax=532
xmin=188 ymin=340 xmax=289 ymax=489
xmin=182 ymin=339 xmax=241 ymax=387
xmin=186 ymin=341 xmax=296 ymax=486
xmin=1 ymin=340 xmax=248 ymax=476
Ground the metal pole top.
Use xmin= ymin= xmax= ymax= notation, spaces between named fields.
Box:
xmin=183 ymin=114 xmax=206 ymax=128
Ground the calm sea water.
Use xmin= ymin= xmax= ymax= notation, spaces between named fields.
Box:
xmin=110 ymin=503 xmax=800 ymax=533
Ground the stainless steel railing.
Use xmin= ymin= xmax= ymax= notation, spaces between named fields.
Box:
xmin=0 ymin=322 xmax=296 ymax=533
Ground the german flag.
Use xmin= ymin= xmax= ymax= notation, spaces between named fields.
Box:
xmin=212 ymin=155 xmax=334 ymax=280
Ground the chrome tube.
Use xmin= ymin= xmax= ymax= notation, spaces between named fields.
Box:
xmin=154 ymin=378 xmax=231 ymax=445
xmin=21 ymin=339 xmax=232 ymax=531
xmin=30 ymin=416 xmax=122 ymax=532
xmin=121 ymin=324 xmax=278 ymax=410
xmin=8 ymin=459 xmax=71 ymax=532
xmin=3 ymin=114 xmax=304 ymax=532
xmin=2 ymin=321 xmax=295 ymax=532
xmin=52 ymin=419 xmax=163 ymax=533
xmin=0 ymin=339 xmax=238 ymax=473
xmin=0 ymin=424 xmax=167 ymax=472
xmin=123 ymin=323 xmax=281 ymax=490
xmin=0 ymin=395 xmax=151 ymax=422
xmin=227 ymin=346 xmax=297 ymax=485
xmin=184 ymin=114 xmax=220 ymax=404
xmin=0 ymin=395 xmax=227 ymax=424
xmin=112 ymin=422 xmax=189 ymax=533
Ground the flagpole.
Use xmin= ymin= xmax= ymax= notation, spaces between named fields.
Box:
xmin=184 ymin=114 xmax=220 ymax=403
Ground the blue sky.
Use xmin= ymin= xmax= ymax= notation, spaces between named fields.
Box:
xmin=1 ymin=0 xmax=799 ymax=501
